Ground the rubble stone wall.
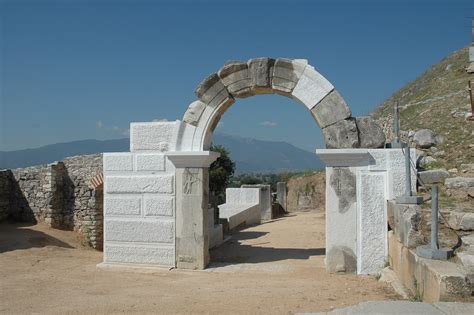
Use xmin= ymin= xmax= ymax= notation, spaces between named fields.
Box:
xmin=0 ymin=154 xmax=103 ymax=249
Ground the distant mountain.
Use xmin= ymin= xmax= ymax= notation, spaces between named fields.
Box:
xmin=212 ymin=133 xmax=323 ymax=173
xmin=0 ymin=134 xmax=324 ymax=173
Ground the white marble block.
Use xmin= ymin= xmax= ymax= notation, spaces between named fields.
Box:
xmin=105 ymin=175 xmax=174 ymax=194
xmin=103 ymin=153 xmax=134 ymax=171
xmin=357 ymin=171 xmax=387 ymax=274
xmin=130 ymin=121 xmax=180 ymax=152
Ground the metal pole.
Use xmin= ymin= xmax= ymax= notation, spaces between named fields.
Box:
xmin=404 ymin=144 xmax=412 ymax=197
xmin=392 ymin=101 xmax=401 ymax=147
xmin=431 ymin=186 xmax=439 ymax=250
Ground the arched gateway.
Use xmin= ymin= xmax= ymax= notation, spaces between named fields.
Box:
xmin=101 ymin=58 xmax=413 ymax=275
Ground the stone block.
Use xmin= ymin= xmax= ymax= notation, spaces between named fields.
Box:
xmin=218 ymin=61 xmax=252 ymax=98
xmin=413 ymin=129 xmax=438 ymax=149
xmin=355 ymin=116 xmax=386 ymax=148
xmin=322 ymin=118 xmax=360 ymax=149
xmin=105 ymin=196 xmax=141 ymax=216
xmin=248 ymin=57 xmax=275 ymax=93
xmin=104 ymin=244 xmax=174 ymax=266
xmin=225 ymin=187 xmax=260 ymax=205
xmin=457 ymin=251 xmax=474 ymax=267
xmin=310 ymin=90 xmax=351 ymax=128
xmin=387 ymin=201 xmax=425 ymax=248
xmin=135 ymin=154 xmax=165 ymax=171
xmin=103 ymin=153 xmax=133 ymax=171
xmin=242 ymin=184 xmax=272 ymax=220
xmin=105 ymin=175 xmax=173 ymax=194
xmin=418 ymin=169 xmax=451 ymax=184
xmin=195 ymin=72 xmax=234 ymax=108
xmin=292 ymin=65 xmax=334 ymax=110
xmin=445 ymin=177 xmax=474 ymax=189
xmin=276 ymin=182 xmax=287 ymax=212
xmin=367 ymin=149 xmax=388 ymax=171
xmin=105 ymin=219 xmax=174 ymax=243
xmin=326 ymin=246 xmax=357 ymax=273
xmin=272 ymin=58 xmax=307 ymax=93
xmin=357 ymin=172 xmax=387 ymax=274
xmin=183 ymin=100 xmax=207 ymax=126
xmin=144 ymin=196 xmax=174 ymax=217
xmin=130 ymin=121 xmax=179 ymax=152
xmin=448 ymin=211 xmax=474 ymax=231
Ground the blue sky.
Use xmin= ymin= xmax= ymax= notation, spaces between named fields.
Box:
xmin=1 ymin=0 xmax=472 ymax=152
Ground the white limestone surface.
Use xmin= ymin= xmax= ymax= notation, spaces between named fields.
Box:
xmin=104 ymin=153 xmax=134 ymax=171
xmin=135 ymin=154 xmax=166 ymax=171
xmin=130 ymin=121 xmax=180 ymax=152
xmin=357 ymin=171 xmax=387 ymax=274
xmin=291 ymin=65 xmax=334 ymax=110
xmin=105 ymin=175 xmax=174 ymax=194
xmin=105 ymin=196 xmax=141 ymax=216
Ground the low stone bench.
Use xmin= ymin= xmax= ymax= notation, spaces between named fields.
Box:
xmin=218 ymin=188 xmax=261 ymax=230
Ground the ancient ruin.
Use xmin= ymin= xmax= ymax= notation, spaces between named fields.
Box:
xmin=99 ymin=57 xmax=416 ymax=274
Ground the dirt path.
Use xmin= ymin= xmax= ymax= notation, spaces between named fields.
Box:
xmin=0 ymin=212 xmax=399 ymax=314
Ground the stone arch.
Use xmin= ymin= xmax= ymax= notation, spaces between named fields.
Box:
xmin=179 ymin=58 xmax=385 ymax=151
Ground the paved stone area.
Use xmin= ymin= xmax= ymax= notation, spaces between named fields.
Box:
xmin=304 ymin=301 xmax=474 ymax=314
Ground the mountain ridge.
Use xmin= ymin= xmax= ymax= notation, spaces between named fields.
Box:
xmin=0 ymin=134 xmax=324 ymax=174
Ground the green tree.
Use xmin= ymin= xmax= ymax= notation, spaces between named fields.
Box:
xmin=209 ymin=144 xmax=235 ymax=206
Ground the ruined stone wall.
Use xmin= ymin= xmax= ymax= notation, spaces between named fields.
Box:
xmin=1 ymin=154 xmax=103 ymax=249
xmin=0 ymin=170 xmax=13 ymax=221
xmin=10 ymin=163 xmax=57 ymax=223
xmin=286 ymin=172 xmax=325 ymax=212
xmin=63 ymin=154 xmax=103 ymax=249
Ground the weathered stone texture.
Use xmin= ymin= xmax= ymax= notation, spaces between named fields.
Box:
xmin=292 ymin=66 xmax=334 ymax=110
xmin=195 ymin=73 xmax=234 ymax=108
xmin=272 ymin=58 xmax=307 ymax=94
xmin=63 ymin=154 xmax=104 ymax=249
xmin=418 ymin=168 xmax=451 ymax=184
xmin=322 ymin=118 xmax=360 ymax=149
xmin=355 ymin=116 xmax=386 ymax=148
xmin=218 ymin=61 xmax=252 ymax=98
xmin=248 ymin=57 xmax=275 ymax=93
xmin=0 ymin=170 xmax=13 ymax=221
xmin=183 ymin=100 xmax=206 ymax=126
xmin=387 ymin=200 xmax=425 ymax=248
xmin=1 ymin=154 xmax=104 ymax=250
xmin=310 ymin=90 xmax=350 ymax=128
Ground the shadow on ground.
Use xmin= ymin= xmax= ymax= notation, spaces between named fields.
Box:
xmin=0 ymin=223 xmax=74 ymax=254
xmin=211 ymin=230 xmax=325 ymax=264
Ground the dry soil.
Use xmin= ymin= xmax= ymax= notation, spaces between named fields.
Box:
xmin=0 ymin=212 xmax=399 ymax=314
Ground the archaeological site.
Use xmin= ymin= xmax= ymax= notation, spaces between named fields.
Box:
xmin=2 ymin=1 xmax=474 ymax=314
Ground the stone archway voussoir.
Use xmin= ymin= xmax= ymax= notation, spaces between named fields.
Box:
xmin=310 ymin=89 xmax=352 ymax=129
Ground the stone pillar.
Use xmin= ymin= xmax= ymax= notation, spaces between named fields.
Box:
xmin=276 ymin=182 xmax=287 ymax=212
xmin=316 ymin=148 xmax=417 ymax=275
xmin=168 ymin=151 xmax=220 ymax=270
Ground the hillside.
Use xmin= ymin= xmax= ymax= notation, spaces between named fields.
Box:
xmin=0 ymin=134 xmax=323 ymax=174
xmin=372 ymin=46 xmax=474 ymax=168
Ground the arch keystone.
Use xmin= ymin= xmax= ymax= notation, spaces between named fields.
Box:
xmin=248 ymin=57 xmax=275 ymax=94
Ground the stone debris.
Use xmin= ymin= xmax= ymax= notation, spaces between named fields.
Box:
xmin=413 ymin=129 xmax=439 ymax=149
xmin=418 ymin=168 xmax=451 ymax=184
xmin=448 ymin=210 xmax=474 ymax=231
